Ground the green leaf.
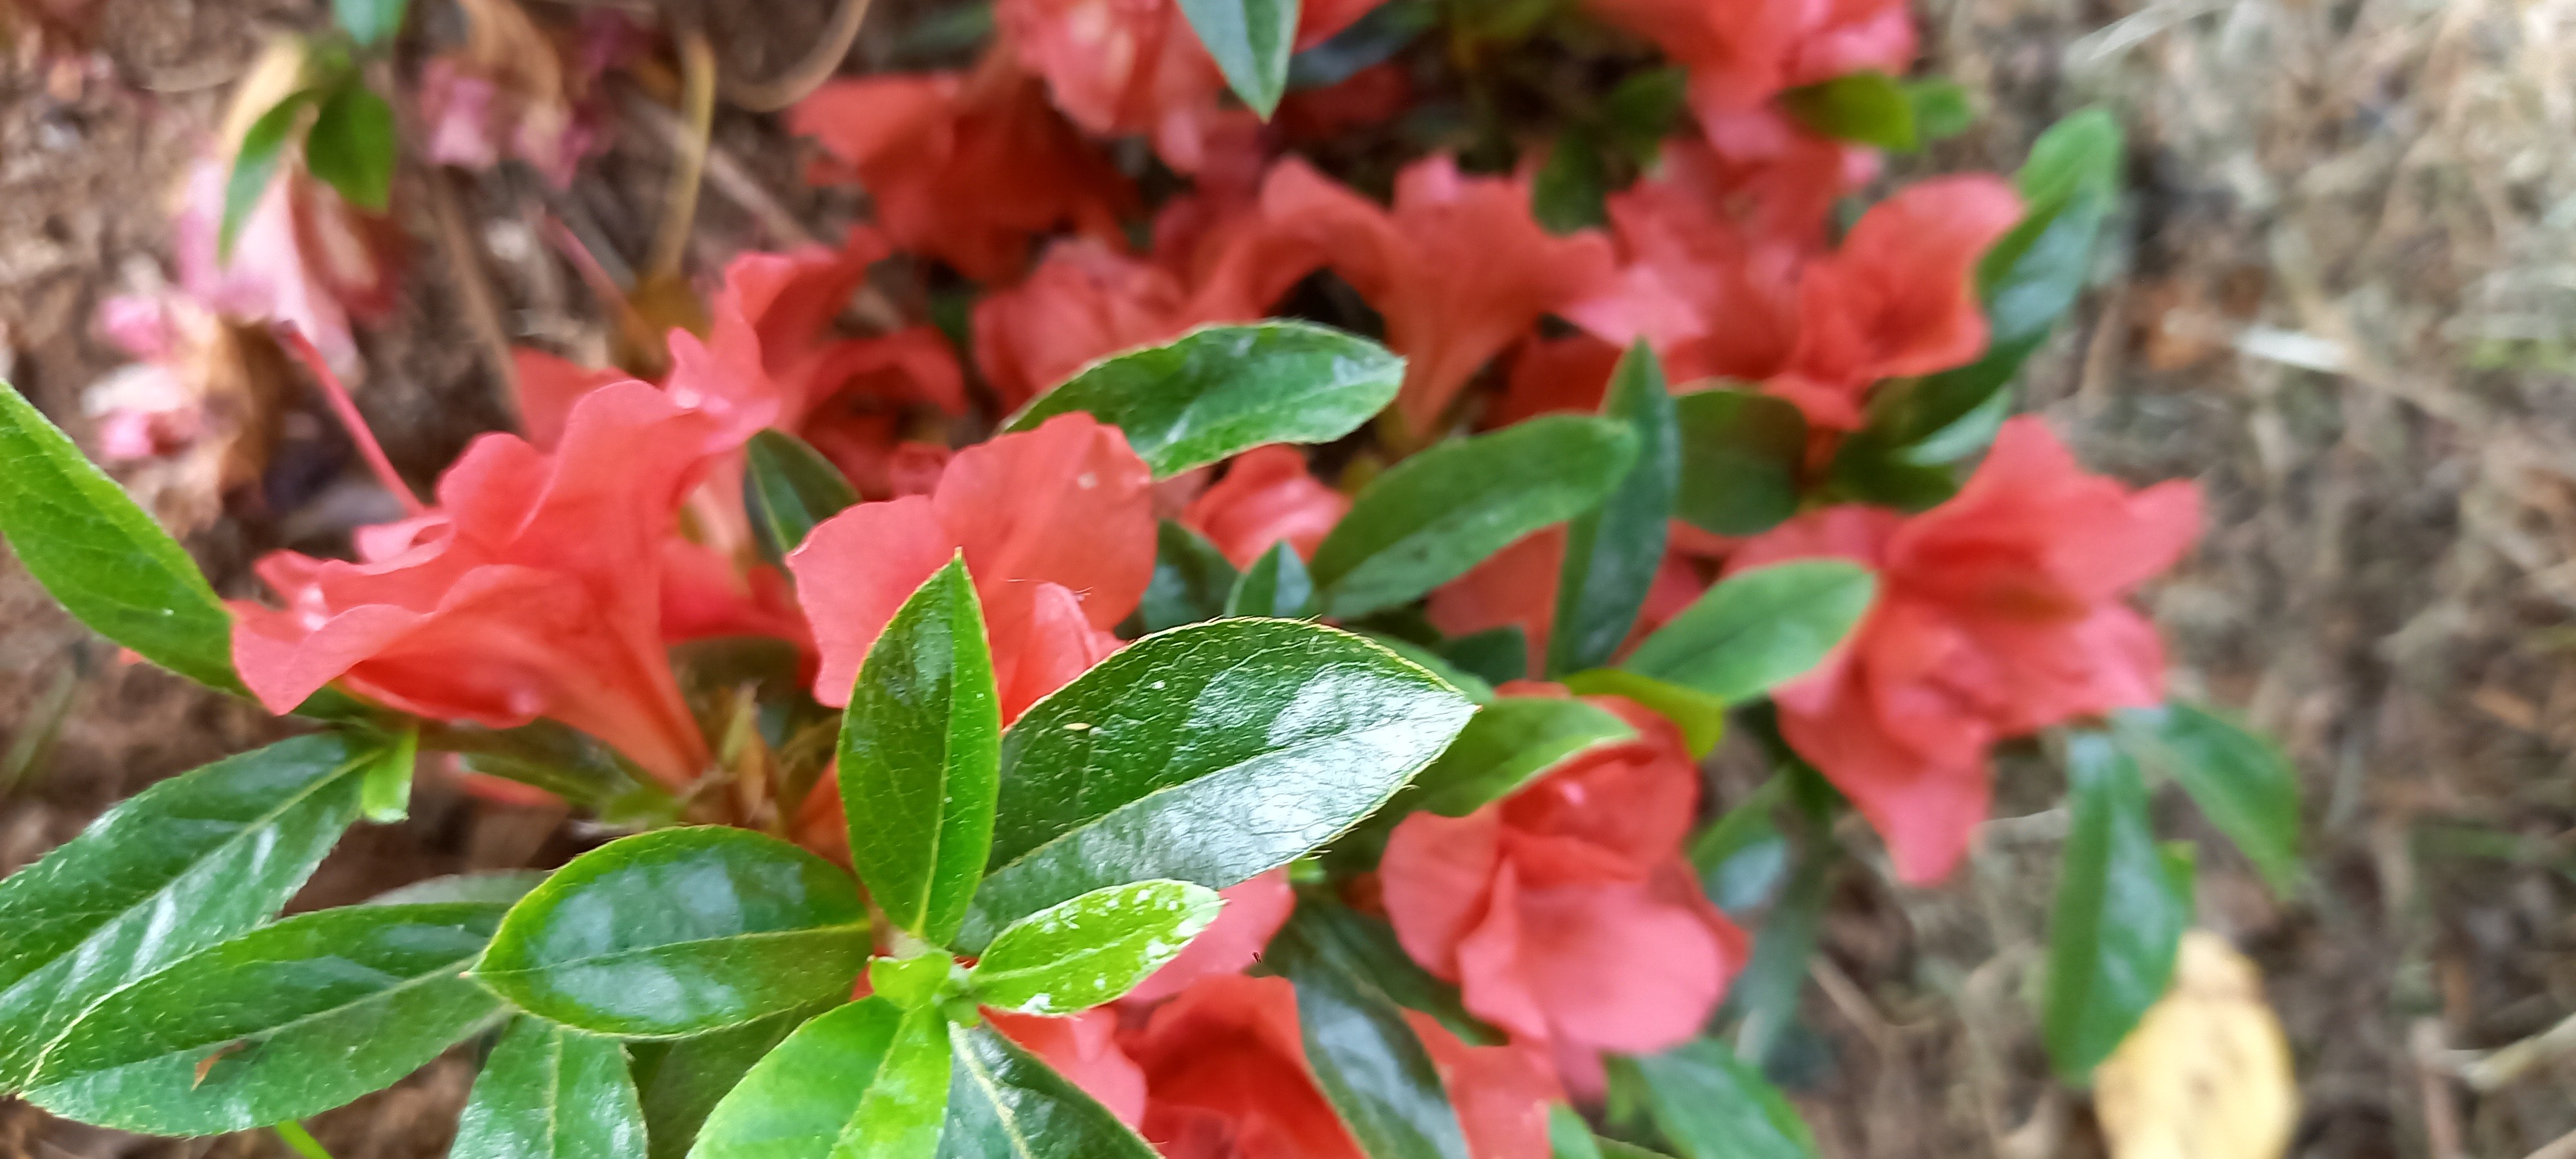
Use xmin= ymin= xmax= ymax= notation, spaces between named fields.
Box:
xmin=1437 ymin=626 xmax=1528 ymax=687
xmin=1551 ymin=341 xmax=1679 ymax=676
xmin=1270 ymin=896 xmax=1501 ymax=1046
xmin=477 ymin=827 xmax=871 ymax=1037
xmin=841 ymin=558 xmax=1001 ymax=944
xmin=1533 ymin=128 xmax=1609 ymax=234
xmin=1719 ymin=830 xmax=1832 ymax=1066
xmin=222 ymin=93 xmax=316 ymax=262
xmin=304 ymin=82 xmax=395 ymax=212
xmin=364 ymin=871 xmax=547 ymax=907
xmin=1616 ymin=1040 xmax=1819 ymax=1159
xmin=1688 ymin=782 xmax=1788 ymax=912
xmin=1622 ymin=561 xmax=1876 ymax=704
xmin=630 ymin=1004 xmax=830 ymax=1159
xmin=961 ymin=619 xmax=1475 ymax=949
xmin=1287 ymin=0 xmax=1435 ymax=88
xmin=968 ymin=880 xmax=1223 ymax=1014
xmin=1406 ymin=696 xmax=1636 ymax=816
xmin=440 ymin=719 xmax=681 ymax=827
xmin=2016 ymin=106 xmax=2123 ymax=208
xmin=0 ymin=382 xmax=243 ymax=692
xmin=940 ymin=1024 xmax=1160 ymax=1159
xmin=1557 ymin=669 xmax=1727 ymax=758
xmin=1778 ymin=71 xmax=1915 ymax=151
xmin=332 ymin=0 xmax=409 ymax=45
xmin=2111 ymin=703 xmax=2302 ymax=895
xmin=1550 ymin=1105 xmax=1605 ymax=1159
xmin=1904 ymin=79 xmax=1974 ymax=141
xmin=1599 ymin=68 xmax=1689 ymax=164
xmin=1361 ymin=632 xmax=1495 ymax=704
xmin=23 ymin=901 xmax=508 ymax=1135
xmin=691 ymin=997 xmax=952 ymax=1159
xmin=746 ymin=429 xmax=860 ymax=566
xmin=0 ymin=734 xmax=368 ymax=1089
xmin=870 ymin=951 xmax=963 ymax=1011
xmin=1009 ymin=323 xmax=1399 ymax=476
xmin=2042 ymin=732 xmax=2191 ymax=1083
xmin=1227 ymin=541 xmax=1318 ymax=618
xmin=358 ymin=721 xmax=417 ymax=823
xmin=1672 ymin=388 xmax=1806 ymax=538
xmin=1173 ymin=0 xmax=1301 ymax=117
xmin=1265 ymin=905 xmax=1474 ymax=1159
xmin=1314 ymin=415 xmax=1638 ymax=618
xmin=1135 ymin=520 xmax=1241 ymax=632
xmin=452 ymin=1019 xmax=646 ymax=1159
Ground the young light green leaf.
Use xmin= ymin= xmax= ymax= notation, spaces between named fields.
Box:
xmin=2112 ymin=703 xmax=2302 ymax=895
xmin=842 ymin=558 xmax=1002 ymax=944
xmin=222 ymin=93 xmax=316 ymax=261
xmin=1779 ymin=71 xmax=1916 ymax=151
xmin=871 ymin=951 xmax=964 ymax=1012
xmin=1905 ymin=79 xmax=1974 ymax=141
xmin=358 ymin=721 xmax=417 ymax=823
xmin=630 ymin=1004 xmax=831 ymax=1159
xmin=1009 ymin=323 xmax=1400 ymax=476
xmin=1174 ymin=0 xmax=1301 ymax=117
xmin=23 ymin=901 xmax=509 ymax=1135
xmin=332 ymin=0 xmax=409 ymax=45
xmin=1265 ymin=905 xmax=1475 ymax=1159
xmin=0 ymin=383 xmax=243 ymax=692
xmin=1616 ymin=1039 xmax=1819 ymax=1159
xmin=477 ymin=827 xmax=871 ymax=1037
xmin=690 ymin=997 xmax=951 ymax=1159
xmin=746 ymin=429 xmax=861 ymax=565
xmin=969 ymin=880 xmax=1222 ymax=1015
xmin=1136 ymin=520 xmax=1240 ymax=632
xmin=1552 ymin=341 xmax=1679 ymax=675
xmin=2043 ymin=732 xmax=2192 ymax=1083
xmin=1623 ymin=560 xmax=1876 ymax=704
xmin=961 ymin=619 xmax=1475 ymax=948
xmin=1672 ymin=388 xmax=1806 ymax=538
xmin=1557 ymin=669 xmax=1727 ymax=758
xmin=940 ymin=1024 xmax=1160 ymax=1159
xmin=1406 ymin=696 xmax=1637 ymax=817
xmin=0 ymin=734 xmax=368 ymax=1089
xmin=304 ymin=82 xmax=395 ymax=212
xmin=1226 ymin=541 xmax=1317 ymax=618
xmin=1549 ymin=1105 xmax=1605 ymax=1159
xmin=452 ymin=1019 xmax=646 ymax=1159
xmin=1315 ymin=415 xmax=1638 ymax=618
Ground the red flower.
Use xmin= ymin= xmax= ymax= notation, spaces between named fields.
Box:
xmin=1408 ymin=1013 xmax=1562 ymax=1159
xmin=787 ymin=413 xmax=1154 ymax=719
xmin=1122 ymin=869 xmax=1296 ymax=1006
xmin=990 ymin=1009 xmax=1151 ymax=1126
xmin=1729 ymin=417 xmax=2201 ymax=882
xmin=1584 ymin=0 xmax=1914 ymax=117
xmin=1122 ymin=974 xmax=1366 ymax=1159
xmin=1379 ymin=695 xmax=1747 ymax=1091
xmin=790 ymin=60 xmax=1134 ymax=281
xmin=232 ymin=382 xmax=755 ymax=786
xmin=1426 ymin=528 xmax=1707 ymax=677
xmin=1180 ymin=446 xmax=1350 ymax=567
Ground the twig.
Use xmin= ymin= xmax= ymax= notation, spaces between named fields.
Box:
xmin=645 ymin=26 xmax=717 ymax=281
xmin=2458 ymin=1008 xmax=2576 ymax=1091
xmin=717 ymin=0 xmax=874 ymax=111
xmin=424 ymin=165 xmax=522 ymax=427
xmin=2412 ymin=1017 xmax=2469 ymax=1159
xmin=2525 ymin=1127 xmax=2576 ymax=1159
xmin=276 ymin=326 xmax=426 ymax=516
xmin=617 ymin=86 xmax=820 ymax=250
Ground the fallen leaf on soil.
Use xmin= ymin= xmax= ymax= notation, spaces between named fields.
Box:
xmin=2094 ymin=930 xmax=2298 ymax=1159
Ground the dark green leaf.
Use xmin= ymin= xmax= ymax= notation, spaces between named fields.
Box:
xmin=477 ymin=827 xmax=871 ymax=1037
xmin=1009 ymin=323 xmax=1400 ymax=476
xmin=1552 ymin=341 xmax=1679 ymax=675
xmin=940 ymin=1024 xmax=1159 ymax=1159
xmin=969 ymin=880 xmax=1222 ymax=1014
xmin=439 ymin=719 xmax=682 ymax=828
xmin=1533 ymin=129 xmax=1609 ymax=234
xmin=1557 ymin=669 xmax=1727 ymax=758
xmin=2112 ymin=703 xmax=2302 ymax=895
xmin=332 ymin=0 xmax=408 ymax=45
xmin=305 ymin=82 xmax=395 ymax=212
xmin=746 ymin=429 xmax=860 ymax=566
xmin=1175 ymin=0 xmax=1302 ymax=115
xmin=841 ymin=558 xmax=1001 ymax=944
xmin=1617 ymin=1040 xmax=1819 ymax=1159
xmin=1623 ymin=561 xmax=1876 ymax=704
xmin=1406 ymin=696 xmax=1636 ymax=816
xmin=1361 ymin=633 xmax=1495 ymax=704
xmin=0 ymin=383 xmax=243 ymax=692
xmin=1227 ymin=541 xmax=1318 ymax=618
xmin=1672 ymin=388 xmax=1806 ymax=538
xmin=1779 ymin=71 xmax=1915 ymax=151
xmin=2043 ymin=732 xmax=2191 ymax=1083
xmin=1136 ymin=520 xmax=1240 ymax=633
xmin=1720 ymin=833 xmax=1831 ymax=1066
xmin=24 ymin=901 xmax=507 ymax=1135
xmin=1688 ymin=780 xmax=1788 ymax=912
xmin=1600 ymin=68 xmax=1689 ymax=164
xmin=1287 ymin=0 xmax=1435 ymax=88
xmin=630 ymin=1004 xmax=829 ymax=1159
xmin=692 ymin=997 xmax=952 ymax=1159
xmin=1437 ymin=625 xmax=1528 ymax=687
xmin=358 ymin=721 xmax=417 ymax=823
xmin=364 ymin=871 xmax=547 ymax=907
xmin=1312 ymin=415 xmax=1639 ymax=617
xmin=1904 ymin=79 xmax=1974 ymax=141
xmin=452 ymin=1019 xmax=645 ymax=1159
xmin=1270 ymin=897 xmax=1501 ymax=1046
xmin=961 ymin=619 xmax=1475 ymax=948
xmin=1266 ymin=906 xmax=1474 ymax=1159
xmin=222 ymin=93 xmax=315 ymax=262
xmin=0 ymin=735 xmax=367 ymax=1089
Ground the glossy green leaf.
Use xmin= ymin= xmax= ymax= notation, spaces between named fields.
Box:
xmin=332 ymin=0 xmax=408 ymax=44
xmin=631 ymin=1004 xmax=830 ymax=1159
xmin=222 ymin=93 xmax=315 ymax=261
xmin=841 ymin=558 xmax=1001 ymax=944
xmin=304 ymin=82 xmax=395 ymax=212
xmin=1779 ymin=70 xmax=1915 ymax=151
xmin=691 ymin=997 xmax=952 ymax=1159
xmin=0 ymin=734 xmax=367 ymax=1089
xmin=1313 ymin=415 xmax=1638 ymax=618
xmin=746 ymin=429 xmax=860 ymax=565
xmin=1136 ymin=520 xmax=1241 ymax=632
xmin=940 ymin=1024 xmax=1160 ymax=1159
xmin=2042 ymin=732 xmax=2191 ymax=1083
xmin=1617 ymin=1040 xmax=1819 ymax=1159
xmin=1272 ymin=897 xmax=1500 ymax=1045
xmin=358 ymin=721 xmax=417 ymax=823
xmin=871 ymin=951 xmax=964 ymax=1011
xmin=1266 ymin=905 xmax=1474 ymax=1159
xmin=1407 ymin=696 xmax=1636 ymax=817
xmin=0 ymin=382 xmax=242 ymax=692
xmin=365 ymin=871 xmax=547 ymax=907
xmin=1558 ymin=669 xmax=1727 ymax=758
xmin=2112 ymin=702 xmax=2302 ymax=895
xmin=962 ymin=619 xmax=1475 ymax=948
xmin=23 ymin=901 xmax=507 ymax=1135
xmin=1553 ymin=341 xmax=1679 ymax=676
xmin=1227 ymin=541 xmax=1318 ymax=618
xmin=1174 ymin=0 xmax=1300 ymax=116
xmin=477 ymin=827 xmax=871 ymax=1037
xmin=1623 ymin=561 xmax=1875 ymax=704
xmin=1672 ymin=389 xmax=1805 ymax=538
xmin=452 ymin=1019 xmax=646 ymax=1159
xmin=1009 ymin=323 xmax=1398 ymax=476
xmin=1287 ymin=0 xmax=1434 ymax=88
xmin=969 ymin=880 xmax=1222 ymax=1014
xmin=1533 ymin=128 xmax=1609 ymax=234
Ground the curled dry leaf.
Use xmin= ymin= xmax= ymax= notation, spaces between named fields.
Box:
xmin=2092 ymin=931 xmax=2298 ymax=1159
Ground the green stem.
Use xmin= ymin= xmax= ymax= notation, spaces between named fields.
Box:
xmin=274 ymin=1120 xmax=337 ymax=1159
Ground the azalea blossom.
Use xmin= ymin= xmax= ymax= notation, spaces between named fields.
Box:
xmin=1408 ymin=1012 xmax=1562 ymax=1159
xmin=1121 ymin=974 xmax=1367 ymax=1159
xmin=1584 ymin=0 xmax=1915 ymax=118
xmin=990 ymin=1010 xmax=1151 ymax=1125
xmin=1121 ymin=869 xmax=1296 ymax=1006
xmin=1180 ymin=445 xmax=1350 ymax=567
xmin=1728 ymin=417 xmax=2201 ymax=881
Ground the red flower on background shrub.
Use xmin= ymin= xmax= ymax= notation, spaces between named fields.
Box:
xmin=1180 ymin=445 xmax=1350 ymax=567
xmin=1584 ymin=0 xmax=1914 ymax=117
xmin=1730 ymin=417 xmax=2201 ymax=882
xmin=1122 ymin=974 xmax=1367 ymax=1159
xmin=1408 ymin=1013 xmax=1561 ymax=1159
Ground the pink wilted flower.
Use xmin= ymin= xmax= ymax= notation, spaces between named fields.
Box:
xmin=415 ymin=0 xmax=638 ymax=185
xmin=1729 ymin=417 xmax=2202 ymax=882
xmin=1584 ymin=0 xmax=1915 ymax=118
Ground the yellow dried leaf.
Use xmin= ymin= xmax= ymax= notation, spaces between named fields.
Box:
xmin=2094 ymin=931 xmax=2298 ymax=1159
